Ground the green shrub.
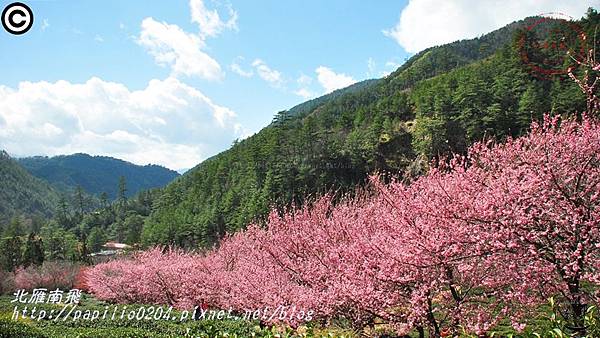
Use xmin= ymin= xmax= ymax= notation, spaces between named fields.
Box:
xmin=0 ymin=318 xmax=48 ymax=338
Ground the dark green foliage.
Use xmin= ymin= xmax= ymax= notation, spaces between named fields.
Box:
xmin=0 ymin=151 xmax=60 ymax=222
xmin=0 ymin=217 xmax=25 ymax=271
xmin=123 ymin=214 xmax=144 ymax=245
xmin=40 ymin=222 xmax=78 ymax=261
xmin=117 ymin=176 xmax=127 ymax=205
xmin=17 ymin=153 xmax=179 ymax=200
xmin=81 ymin=188 xmax=157 ymax=253
xmin=0 ymin=236 xmax=22 ymax=272
xmin=142 ymin=13 xmax=600 ymax=249
xmin=74 ymin=185 xmax=85 ymax=222
xmin=22 ymin=232 xmax=44 ymax=267
xmin=87 ymin=227 xmax=106 ymax=253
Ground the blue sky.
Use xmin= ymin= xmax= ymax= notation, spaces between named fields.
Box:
xmin=0 ymin=0 xmax=597 ymax=171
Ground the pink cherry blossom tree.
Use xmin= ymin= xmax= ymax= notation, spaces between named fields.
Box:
xmin=465 ymin=116 xmax=600 ymax=334
xmin=86 ymin=115 xmax=600 ymax=337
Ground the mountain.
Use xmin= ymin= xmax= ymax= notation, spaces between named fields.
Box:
xmin=142 ymin=11 xmax=599 ymax=248
xmin=0 ymin=151 xmax=60 ymax=221
xmin=17 ymin=154 xmax=180 ymax=200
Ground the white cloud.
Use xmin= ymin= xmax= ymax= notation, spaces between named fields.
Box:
xmin=294 ymin=88 xmax=315 ymax=99
xmin=252 ymin=59 xmax=284 ymax=87
xmin=0 ymin=77 xmax=244 ymax=171
xmin=380 ymin=60 xmax=402 ymax=76
xmin=137 ymin=17 xmax=222 ymax=80
xmin=384 ymin=0 xmax=599 ymax=53
xmin=41 ymin=19 xmax=49 ymax=31
xmin=190 ymin=0 xmax=238 ymax=39
xmin=365 ymin=57 xmax=402 ymax=77
xmin=294 ymin=74 xmax=315 ymax=99
xmin=296 ymin=74 xmax=312 ymax=86
xmin=367 ymin=57 xmax=376 ymax=77
xmin=136 ymin=1 xmax=239 ymax=81
xmin=230 ymin=57 xmax=253 ymax=77
xmin=385 ymin=61 xmax=401 ymax=69
xmin=230 ymin=63 xmax=253 ymax=77
xmin=94 ymin=35 xmax=104 ymax=42
xmin=315 ymin=66 xmax=356 ymax=94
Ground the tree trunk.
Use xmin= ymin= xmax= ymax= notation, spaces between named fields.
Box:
xmin=568 ymin=278 xmax=586 ymax=337
xmin=426 ymin=297 xmax=441 ymax=338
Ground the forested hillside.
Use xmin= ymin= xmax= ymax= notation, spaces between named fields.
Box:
xmin=143 ymin=11 xmax=598 ymax=248
xmin=0 ymin=151 xmax=60 ymax=222
xmin=18 ymin=153 xmax=179 ymax=200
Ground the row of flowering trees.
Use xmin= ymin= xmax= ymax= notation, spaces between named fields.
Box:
xmin=85 ymin=115 xmax=600 ymax=337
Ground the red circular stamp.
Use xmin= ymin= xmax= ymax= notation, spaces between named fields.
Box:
xmin=517 ymin=13 xmax=587 ymax=80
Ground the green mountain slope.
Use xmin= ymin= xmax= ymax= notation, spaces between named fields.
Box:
xmin=0 ymin=151 xmax=60 ymax=221
xmin=18 ymin=154 xmax=180 ymax=200
xmin=144 ymin=11 xmax=599 ymax=248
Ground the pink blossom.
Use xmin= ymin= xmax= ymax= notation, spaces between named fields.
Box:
xmin=86 ymin=115 xmax=600 ymax=336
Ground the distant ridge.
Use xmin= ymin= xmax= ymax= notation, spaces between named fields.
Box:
xmin=18 ymin=153 xmax=180 ymax=199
